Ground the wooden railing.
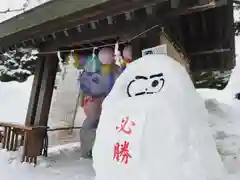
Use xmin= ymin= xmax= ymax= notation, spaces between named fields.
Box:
xmin=0 ymin=123 xmax=84 ymax=165
xmin=0 ymin=123 xmax=48 ymax=165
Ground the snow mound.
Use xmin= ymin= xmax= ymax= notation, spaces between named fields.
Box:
xmin=93 ymin=54 xmax=226 ymax=180
xmin=0 ymin=76 xmax=33 ymax=124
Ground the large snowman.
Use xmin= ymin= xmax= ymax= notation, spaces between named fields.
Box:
xmin=92 ymin=54 xmax=226 ymax=180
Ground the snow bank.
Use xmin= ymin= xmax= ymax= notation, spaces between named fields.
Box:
xmin=0 ymin=76 xmax=33 ymax=124
xmin=93 ymin=54 xmax=226 ymax=180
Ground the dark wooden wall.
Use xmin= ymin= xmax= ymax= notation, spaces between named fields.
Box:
xmin=164 ymin=1 xmax=235 ymax=72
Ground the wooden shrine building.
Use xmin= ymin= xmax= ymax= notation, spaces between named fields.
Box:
xmin=0 ymin=0 xmax=235 ymax=163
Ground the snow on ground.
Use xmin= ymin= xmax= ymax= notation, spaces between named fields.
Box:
xmin=0 ymin=143 xmax=95 ymax=180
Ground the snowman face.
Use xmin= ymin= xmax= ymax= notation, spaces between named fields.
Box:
xmin=127 ymin=73 xmax=165 ymax=97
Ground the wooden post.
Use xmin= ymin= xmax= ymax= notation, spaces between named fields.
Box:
xmin=34 ymin=54 xmax=58 ymax=126
xmin=25 ymin=57 xmax=45 ymax=126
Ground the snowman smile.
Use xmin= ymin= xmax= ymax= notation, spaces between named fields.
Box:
xmin=127 ymin=73 xmax=165 ymax=97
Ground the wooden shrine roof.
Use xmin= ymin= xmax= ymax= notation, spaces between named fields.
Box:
xmin=0 ymin=0 xmax=169 ymax=49
xmin=0 ymin=0 xmax=235 ymax=72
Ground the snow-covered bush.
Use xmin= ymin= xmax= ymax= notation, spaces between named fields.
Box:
xmin=0 ymin=49 xmax=37 ymax=82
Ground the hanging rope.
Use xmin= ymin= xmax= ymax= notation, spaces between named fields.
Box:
xmin=35 ymin=24 xmax=160 ymax=56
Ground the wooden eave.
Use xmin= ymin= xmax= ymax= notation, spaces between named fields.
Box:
xmin=0 ymin=0 xmax=229 ymax=50
xmin=0 ymin=0 xmax=170 ymax=49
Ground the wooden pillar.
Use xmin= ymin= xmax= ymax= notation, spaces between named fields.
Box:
xmin=34 ymin=54 xmax=58 ymax=126
xmin=25 ymin=57 xmax=45 ymax=126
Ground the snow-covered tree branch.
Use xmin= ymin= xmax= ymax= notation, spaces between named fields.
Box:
xmin=0 ymin=49 xmax=38 ymax=82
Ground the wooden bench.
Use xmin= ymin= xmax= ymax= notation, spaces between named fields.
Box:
xmin=0 ymin=123 xmax=48 ymax=165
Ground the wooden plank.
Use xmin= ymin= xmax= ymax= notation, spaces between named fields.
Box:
xmin=34 ymin=54 xmax=58 ymax=126
xmin=24 ymin=57 xmax=45 ymax=126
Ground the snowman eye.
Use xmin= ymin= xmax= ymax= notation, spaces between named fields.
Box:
xmin=147 ymin=73 xmax=165 ymax=93
xmin=151 ymin=80 xmax=159 ymax=87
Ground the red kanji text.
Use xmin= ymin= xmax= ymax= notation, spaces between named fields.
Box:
xmin=116 ymin=117 xmax=136 ymax=135
xmin=113 ymin=141 xmax=132 ymax=164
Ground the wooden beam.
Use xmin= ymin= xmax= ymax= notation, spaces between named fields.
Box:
xmin=46 ymin=10 xmax=161 ymax=50
xmin=189 ymin=48 xmax=231 ymax=56
xmin=24 ymin=57 xmax=45 ymax=126
xmin=34 ymin=54 xmax=58 ymax=126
